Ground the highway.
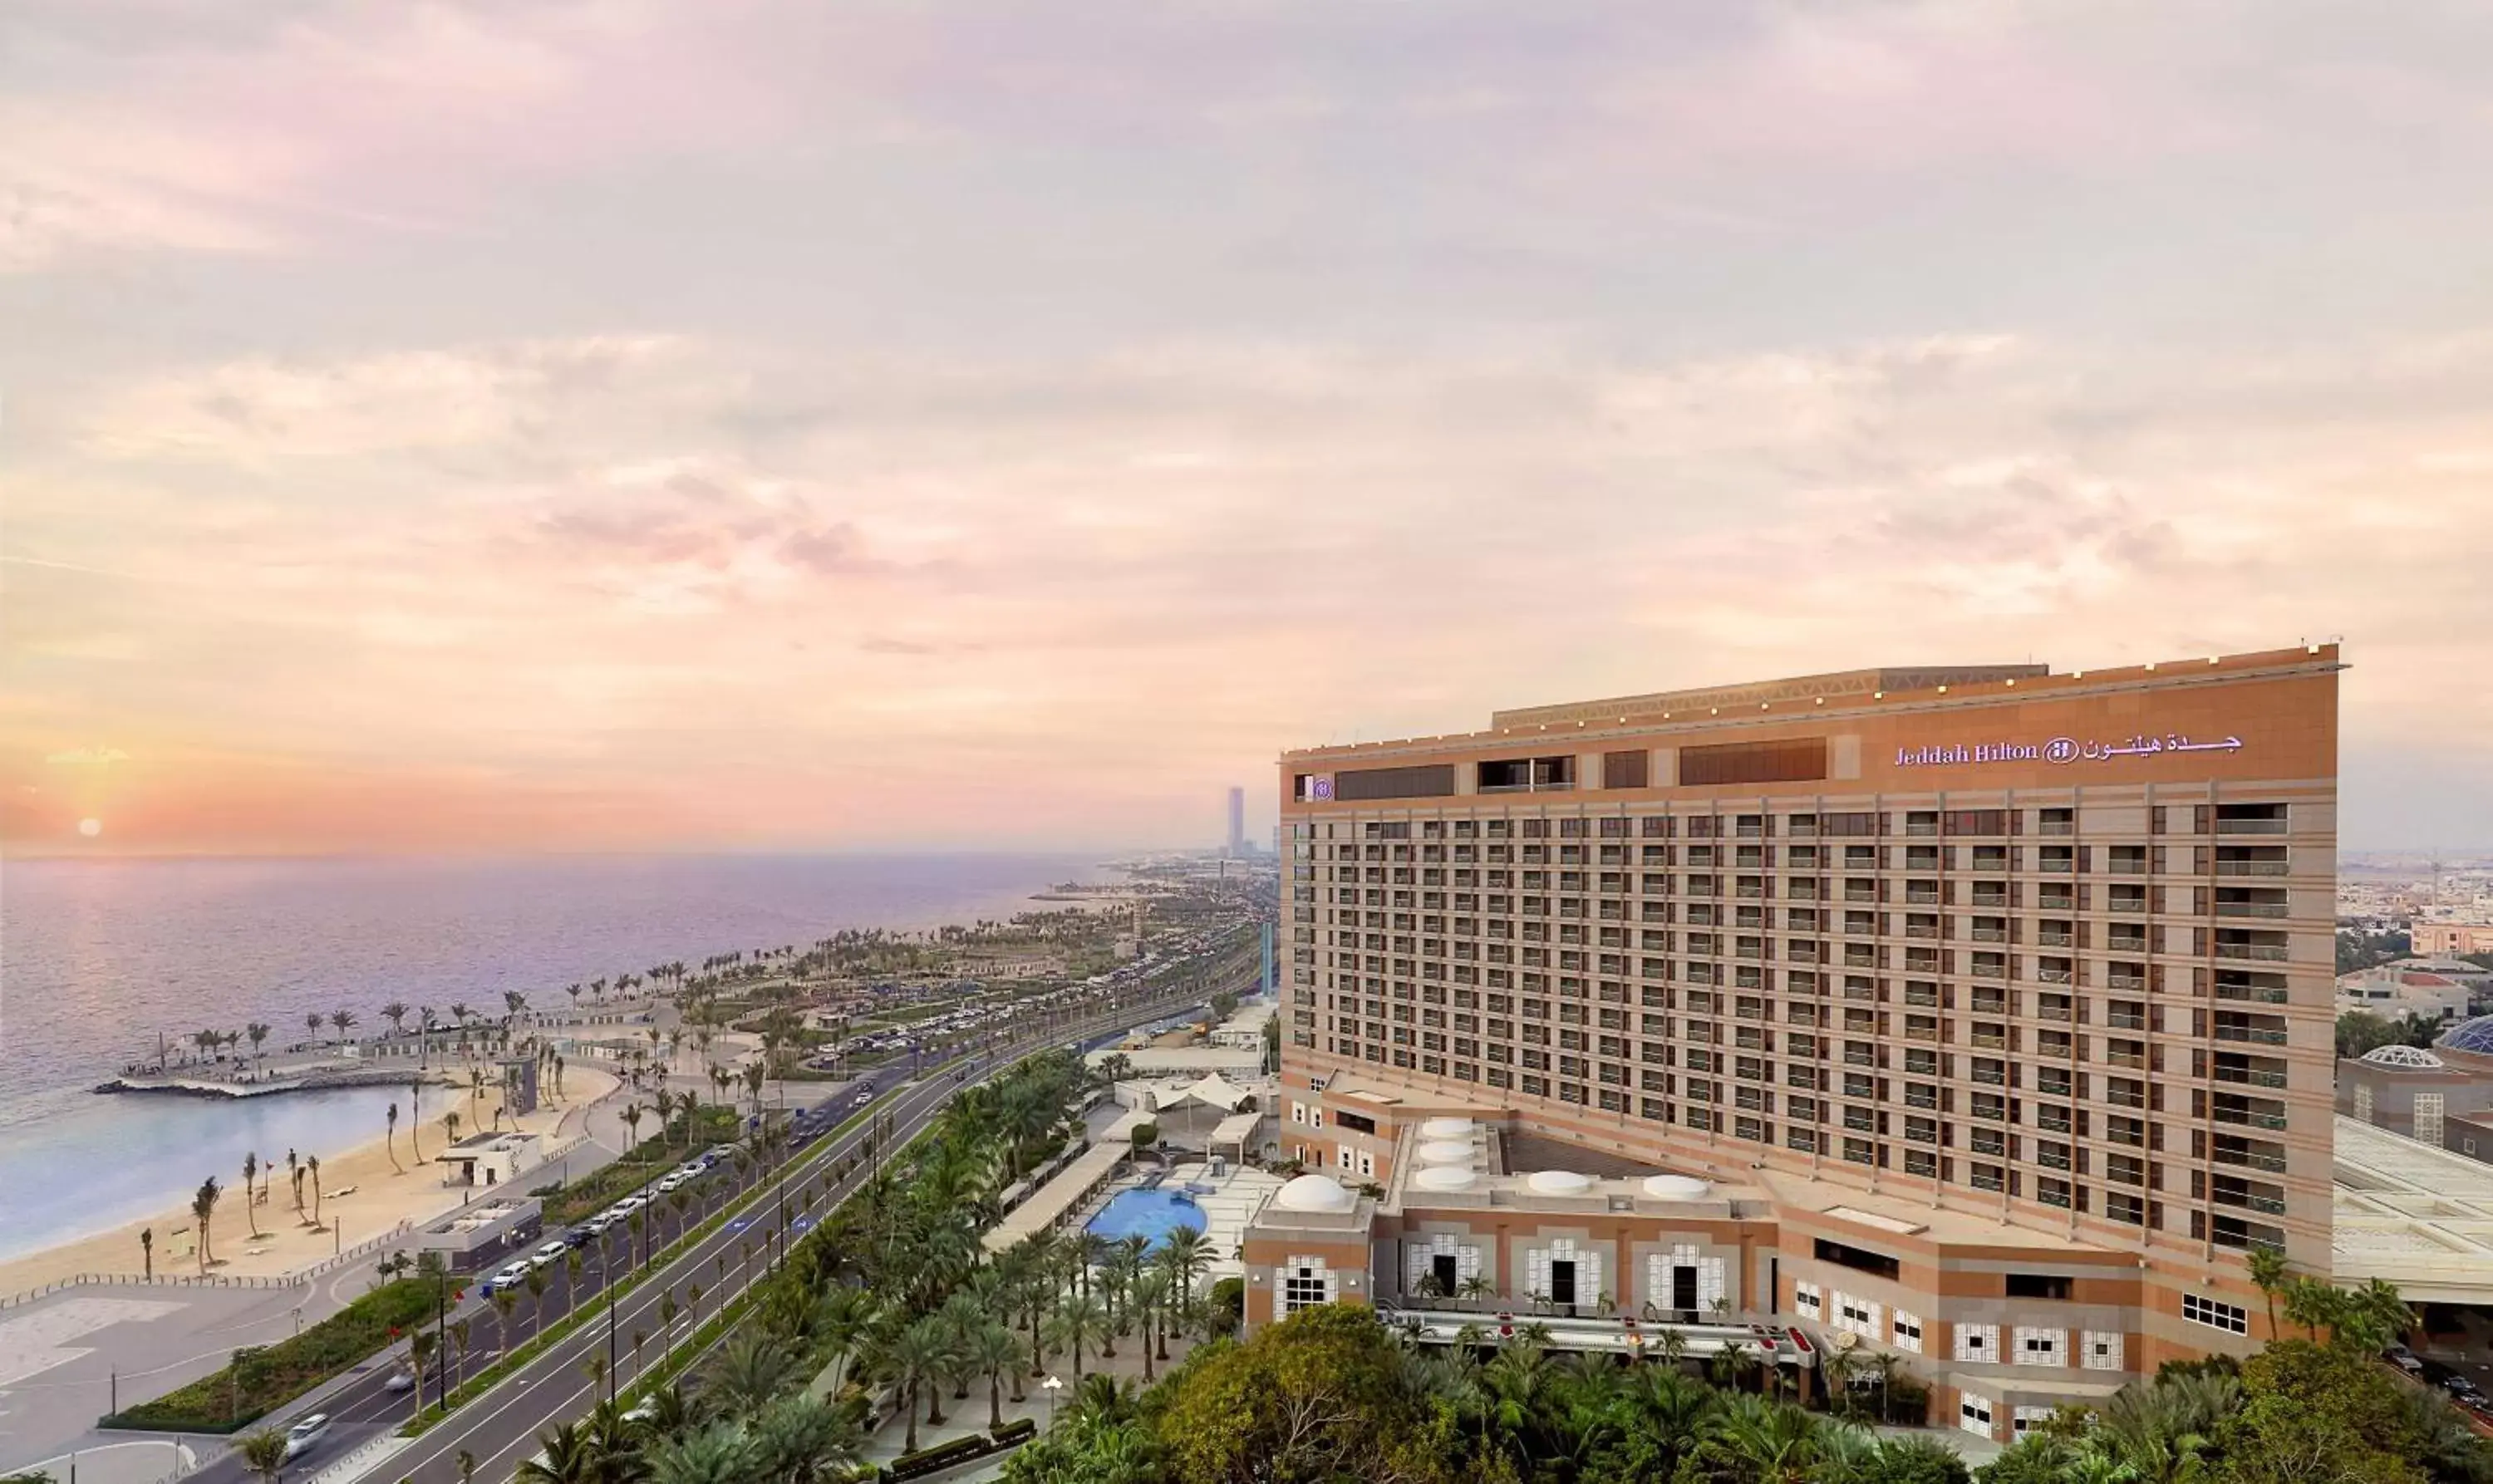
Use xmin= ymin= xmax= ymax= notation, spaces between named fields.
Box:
xmin=221 ymin=967 xmax=1246 ymax=1484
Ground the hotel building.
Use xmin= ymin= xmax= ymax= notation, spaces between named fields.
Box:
xmin=1242 ymin=646 xmax=2338 ymax=1442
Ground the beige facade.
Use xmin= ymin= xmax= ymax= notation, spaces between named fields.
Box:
xmin=1252 ymin=646 xmax=2340 ymax=1440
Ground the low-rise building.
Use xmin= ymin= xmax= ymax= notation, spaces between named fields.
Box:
xmin=440 ymin=1130 xmax=543 ymax=1190
xmin=2334 ymin=1015 xmax=2493 ymax=1148
xmin=2414 ymin=921 xmax=2493 ymax=956
xmin=2334 ymin=966 xmax=2474 ymax=1022
xmin=416 ymin=1197 xmax=543 ymax=1275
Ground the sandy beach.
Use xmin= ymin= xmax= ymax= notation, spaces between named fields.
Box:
xmin=0 ymin=1059 xmax=618 ymax=1299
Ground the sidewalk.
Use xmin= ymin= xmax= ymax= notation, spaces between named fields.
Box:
xmin=847 ymin=1329 xmax=1205 ymax=1474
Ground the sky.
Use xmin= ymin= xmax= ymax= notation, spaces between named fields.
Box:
xmin=4 ymin=0 xmax=2491 ymax=857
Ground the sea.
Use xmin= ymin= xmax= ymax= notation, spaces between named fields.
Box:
xmin=0 ymin=852 xmax=1098 ymax=1267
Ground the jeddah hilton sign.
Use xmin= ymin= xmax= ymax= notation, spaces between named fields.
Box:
xmin=1896 ymin=734 xmax=2246 ymax=769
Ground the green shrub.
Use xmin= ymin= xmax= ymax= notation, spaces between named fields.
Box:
xmin=990 ymin=1418 xmax=1038 ymax=1444
xmin=1210 ymin=1276 xmax=1245 ymax=1333
xmin=886 ymin=1433 xmax=994 ymax=1479
xmin=101 ymin=1279 xmax=437 ymax=1432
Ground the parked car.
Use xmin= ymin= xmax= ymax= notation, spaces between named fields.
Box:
xmin=482 ymin=1260 xmax=531 ymax=1295
xmin=283 ymin=1415 xmax=332 ymax=1460
xmin=529 ymin=1240 xmax=570 ymax=1269
xmin=2385 ymin=1345 xmax=2426 ymax=1375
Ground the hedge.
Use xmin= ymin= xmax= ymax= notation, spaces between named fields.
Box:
xmin=101 ymin=1279 xmax=437 ymax=1432
xmin=990 ymin=1418 xmax=1038 ymax=1444
xmin=885 ymin=1434 xmax=996 ymax=1480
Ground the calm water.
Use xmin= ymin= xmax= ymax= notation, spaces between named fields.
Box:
xmin=0 ymin=853 xmax=1092 ymax=1263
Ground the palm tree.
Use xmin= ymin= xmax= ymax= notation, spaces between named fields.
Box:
xmin=245 ymin=1021 xmax=272 ymax=1072
xmin=381 ymin=1001 xmax=409 ymax=1037
xmin=962 ymin=1317 xmax=1020 ymax=1427
xmin=883 ymin=1316 xmax=956 ymax=1452
xmin=234 ymin=1427 xmax=289 ymax=1484
xmin=622 ymin=1103 xmax=644 ymax=1152
xmin=493 ymin=1288 xmax=519 ymax=1348
xmin=386 ymin=1102 xmax=402 ymax=1172
xmin=450 ymin=1318 xmax=474 ymax=1387
xmin=748 ymin=1393 xmax=859 ymax=1484
xmin=140 ymin=1226 xmax=154 ymax=1280
xmin=1046 ymin=1294 xmax=1110 ymax=1378
xmin=238 ymin=1152 xmax=261 ymax=1240
xmin=1708 ymin=1393 xmax=1824 ymax=1482
xmin=445 ymin=1109 xmax=463 ymax=1146
xmin=2282 ymin=1276 xmax=2338 ymax=1341
xmin=409 ymin=1330 xmax=439 ymax=1394
xmin=524 ymin=1265 xmax=550 ymax=1340
xmin=2245 ymin=1246 xmax=2292 ymax=1338
xmin=644 ymin=1422 xmax=751 ymax=1484
xmin=307 ymin=1153 xmax=324 ymax=1226
xmin=513 ymin=1419 xmax=600 ymax=1484
xmin=191 ymin=1177 xmax=221 ymax=1272
xmin=703 ymin=1330 xmax=800 ymax=1416
xmin=332 ymin=1009 xmax=357 ymax=1044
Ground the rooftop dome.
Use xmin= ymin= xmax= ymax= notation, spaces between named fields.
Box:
xmin=2439 ymin=1016 xmax=2493 ymax=1055
xmin=1417 ymin=1140 xmax=1475 ymax=1167
xmin=1643 ymin=1174 xmax=1712 ymax=1201
xmin=2361 ymin=1043 xmax=2447 ymax=1069
xmin=1273 ymin=1173 xmax=1356 ymax=1213
xmin=1525 ymin=1169 xmax=1595 ymax=1196
xmin=1413 ymin=1166 xmax=1478 ymax=1192
xmin=1419 ymin=1118 xmax=1477 ymax=1139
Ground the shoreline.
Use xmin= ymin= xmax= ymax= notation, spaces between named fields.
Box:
xmin=0 ymin=1060 xmax=617 ymax=1300
xmin=3 ymin=867 xmax=1121 ymax=1298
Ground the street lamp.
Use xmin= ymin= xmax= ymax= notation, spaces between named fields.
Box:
xmin=1042 ymin=1374 xmax=1063 ymax=1428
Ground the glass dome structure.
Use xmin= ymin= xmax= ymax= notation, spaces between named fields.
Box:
xmin=2437 ymin=1015 xmax=2493 ymax=1055
xmin=2360 ymin=1043 xmax=2446 ymax=1069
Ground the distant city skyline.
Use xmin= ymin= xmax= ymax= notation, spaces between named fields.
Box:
xmin=6 ymin=2 xmax=2491 ymax=856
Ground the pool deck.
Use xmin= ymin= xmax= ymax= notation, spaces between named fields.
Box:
xmin=1089 ymin=1159 xmax=1283 ymax=1278
xmin=982 ymin=1108 xmax=1151 ymax=1253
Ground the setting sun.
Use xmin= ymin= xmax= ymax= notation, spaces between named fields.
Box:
xmin=76 ymin=818 xmax=101 ymax=838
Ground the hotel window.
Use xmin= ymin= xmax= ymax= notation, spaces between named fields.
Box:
xmin=2082 ymin=1330 xmax=2124 ymax=1371
xmin=1795 ymin=1280 xmax=1823 ymax=1319
xmin=1892 ymin=1311 xmax=1923 ymax=1354
xmin=1834 ymin=1294 xmax=1881 ymax=1339
xmin=2014 ymin=1327 xmax=2067 ymax=1366
xmin=2182 ymin=1294 xmax=2249 ymax=1335
xmin=1955 ymin=1322 xmax=1999 ymax=1363
xmin=1960 ymin=1393 xmax=1994 ymax=1439
xmin=1281 ymin=1256 xmax=1336 ymax=1314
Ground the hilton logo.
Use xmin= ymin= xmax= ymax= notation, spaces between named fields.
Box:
xmin=1896 ymin=742 xmax=2043 ymax=766
xmin=1897 ymin=734 xmax=2246 ymax=768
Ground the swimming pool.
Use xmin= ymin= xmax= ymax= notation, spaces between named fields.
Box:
xmin=1086 ymin=1188 xmax=1207 ymax=1251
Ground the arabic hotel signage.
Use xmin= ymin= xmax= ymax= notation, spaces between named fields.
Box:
xmin=1896 ymin=734 xmax=2246 ymax=769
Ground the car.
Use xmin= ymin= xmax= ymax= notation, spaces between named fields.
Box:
xmin=532 ymin=1240 xmax=570 ymax=1265
xmin=282 ymin=1415 xmax=332 ymax=1460
xmin=2386 ymin=1347 xmax=2426 ymax=1375
xmin=852 ymin=1092 xmax=873 ymax=1108
xmin=2441 ymin=1374 xmax=2480 ymax=1399
xmin=482 ymin=1261 xmax=531 ymax=1295
xmin=622 ymin=1398 xmax=660 ymax=1424
xmin=383 ymin=1368 xmax=416 ymax=1393
xmin=656 ymin=1173 xmax=686 ymax=1194
xmin=616 ymin=1195 xmax=647 ymax=1213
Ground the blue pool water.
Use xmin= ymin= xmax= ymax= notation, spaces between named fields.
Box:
xmin=1087 ymin=1188 xmax=1207 ymax=1250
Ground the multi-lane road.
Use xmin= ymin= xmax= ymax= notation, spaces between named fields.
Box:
xmin=214 ymin=972 xmax=1244 ymax=1484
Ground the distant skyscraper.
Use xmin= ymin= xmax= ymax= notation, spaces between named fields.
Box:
xmin=1227 ymin=785 xmax=1246 ymax=856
